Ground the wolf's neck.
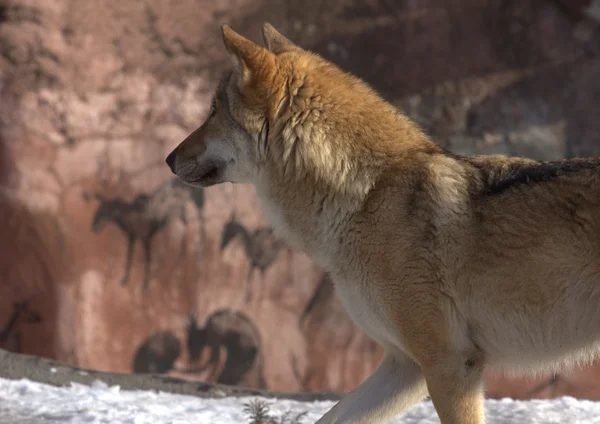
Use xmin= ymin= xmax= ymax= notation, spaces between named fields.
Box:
xmin=254 ymin=173 xmax=359 ymax=269
xmin=266 ymin=110 xmax=437 ymax=202
xmin=257 ymin=114 xmax=437 ymax=267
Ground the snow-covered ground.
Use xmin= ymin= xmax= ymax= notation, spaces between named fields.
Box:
xmin=0 ymin=377 xmax=599 ymax=423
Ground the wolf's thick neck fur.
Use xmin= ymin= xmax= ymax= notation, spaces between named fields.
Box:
xmin=256 ymin=54 xmax=449 ymax=265
xmin=266 ymin=55 xmax=440 ymax=198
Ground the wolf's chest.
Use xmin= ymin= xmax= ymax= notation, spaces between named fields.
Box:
xmin=257 ymin=194 xmax=304 ymax=249
xmin=334 ymin=278 xmax=399 ymax=348
xmin=256 ymin=187 xmax=329 ymax=256
xmin=256 ymin=184 xmax=399 ymax=345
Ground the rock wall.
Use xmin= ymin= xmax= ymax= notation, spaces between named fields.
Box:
xmin=1 ymin=0 xmax=600 ymax=399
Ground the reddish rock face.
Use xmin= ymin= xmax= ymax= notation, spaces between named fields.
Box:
xmin=1 ymin=0 xmax=600 ymax=399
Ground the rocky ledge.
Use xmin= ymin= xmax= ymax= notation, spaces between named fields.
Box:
xmin=0 ymin=349 xmax=341 ymax=402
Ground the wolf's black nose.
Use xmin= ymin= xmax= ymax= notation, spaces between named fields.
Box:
xmin=165 ymin=152 xmax=176 ymax=173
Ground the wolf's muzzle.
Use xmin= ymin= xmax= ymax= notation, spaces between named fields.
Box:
xmin=165 ymin=151 xmax=176 ymax=174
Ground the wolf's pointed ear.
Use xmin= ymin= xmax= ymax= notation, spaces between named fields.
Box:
xmin=221 ymin=25 xmax=274 ymax=83
xmin=262 ymin=23 xmax=300 ymax=54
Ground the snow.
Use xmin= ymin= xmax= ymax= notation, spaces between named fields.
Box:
xmin=0 ymin=377 xmax=599 ymax=423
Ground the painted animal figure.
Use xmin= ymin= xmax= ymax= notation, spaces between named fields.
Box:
xmin=132 ymin=331 xmax=181 ymax=374
xmin=185 ymin=310 xmax=266 ymax=388
xmin=91 ymin=178 xmax=204 ymax=292
xmin=166 ymin=23 xmax=600 ymax=424
xmin=220 ymin=214 xmax=286 ymax=301
xmin=0 ymin=300 xmax=42 ymax=352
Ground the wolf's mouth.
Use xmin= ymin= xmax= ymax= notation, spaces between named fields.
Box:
xmin=198 ymin=165 xmax=220 ymax=181
xmin=188 ymin=162 xmax=224 ymax=187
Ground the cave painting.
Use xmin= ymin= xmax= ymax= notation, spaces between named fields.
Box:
xmin=131 ymin=309 xmax=266 ymax=389
xmin=0 ymin=299 xmax=42 ymax=353
xmin=220 ymin=214 xmax=286 ymax=301
xmin=185 ymin=309 xmax=266 ymax=388
xmin=132 ymin=331 xmax=181 ymax=374
xmin=90 ymin=179 xmax=204 ymax=291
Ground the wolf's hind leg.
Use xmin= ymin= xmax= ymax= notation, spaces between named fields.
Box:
xmin=316 ymin=351 xmax=427 ymax=424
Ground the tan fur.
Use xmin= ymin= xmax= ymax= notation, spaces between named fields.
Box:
xmin=166 ymin=24 xmax=600 ymax=424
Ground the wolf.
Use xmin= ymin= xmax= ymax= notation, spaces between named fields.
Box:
xmin=165 ymin=23 xmax=600 ymax=424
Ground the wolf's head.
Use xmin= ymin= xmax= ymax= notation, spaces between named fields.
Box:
xmin=166 ymin=23 xmax=430 ymax=193
xmin=165 ymin=23 xmax=302 ymax=188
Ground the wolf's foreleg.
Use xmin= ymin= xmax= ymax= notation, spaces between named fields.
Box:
xmin=316 ymin=351 xmax=427 ymax=424
xmin=421 ymin=352 xmax=485 ymax=424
